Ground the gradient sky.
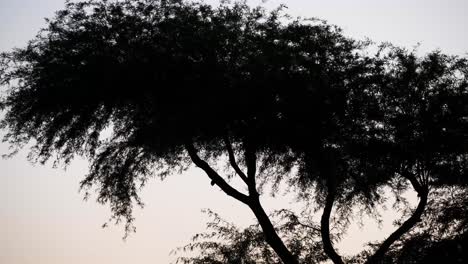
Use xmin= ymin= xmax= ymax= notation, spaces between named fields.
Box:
xmin=1 ymin=1 xmax=468 ymax=263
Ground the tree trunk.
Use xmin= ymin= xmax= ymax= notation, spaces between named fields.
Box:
xmin=321 ymin=187 xmax=345 ymax=264
xmin=365 ymin=190 xmax=428 ymax=264
xmin=249 ymin=197 xmax=300 ymax=264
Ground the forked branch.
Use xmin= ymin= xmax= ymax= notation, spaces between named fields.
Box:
xmin=186 ymin=140 xmax=298 ymax=264
xmin=185 ymin=142 xmax=250 ymax=205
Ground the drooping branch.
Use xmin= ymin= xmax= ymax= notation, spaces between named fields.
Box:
xmin=366 ymin=172 xmax=429 ymax=264
xmin=185 ymin=142 xmax=250 ymax=205
xmin=223 ymin=135 xmax=249 ymax=185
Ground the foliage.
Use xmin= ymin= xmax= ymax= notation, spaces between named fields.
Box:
xmin=173 ymin=209 xmax=327 ymax=264
xmin=0 ymin=0 xmax=371 ymax=233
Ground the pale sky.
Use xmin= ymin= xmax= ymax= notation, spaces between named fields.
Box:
xmin=1 ymin=1 xmax=467 ymax=263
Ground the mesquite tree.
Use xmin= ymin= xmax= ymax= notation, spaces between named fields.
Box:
xmin=1 ymin=0 xmax=467 ymax=263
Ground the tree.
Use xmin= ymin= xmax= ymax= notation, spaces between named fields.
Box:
xmin=174 ymin=45 xmax=468 ymax=263
xmin=1 ymin=0 xmax=467 ymax=263
xmin=359 ymin=46 xmax=468 ymax=263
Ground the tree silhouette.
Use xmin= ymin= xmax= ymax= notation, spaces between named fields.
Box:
xmin=1 ymin=0 xmax=467 ymax=263
xmin=174 ymin=43 xmax=468 ymax=263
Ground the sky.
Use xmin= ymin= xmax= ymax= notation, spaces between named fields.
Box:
xmin=1 ymin=0 xmax=467 ymax=263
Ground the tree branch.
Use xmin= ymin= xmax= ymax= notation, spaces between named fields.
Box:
xmin=185 ymin=142 xmax=250 ymax=205
xmin=366 ymin=172 xmax=429 ymax=264
xmin=318 ymin=150 xmax=345 ymax=264
xmin=249 ymin=198 xmax=300 ymax=264
xmin=186 ymin=141 xmax=298 ymax=264
xmin=223 ymin=135 xmax=249 ymax=185
xmin=245 ymin=138 xmax=258 ymax=197
xmin=321 ymin=184 xmax=345 ymax=264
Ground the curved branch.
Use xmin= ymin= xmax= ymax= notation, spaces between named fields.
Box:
xmin=320 ymin=186 xmax=345 ymax=264
xmin=318 ymin=151 xmax=345 ymax=264
xmin=185 ymin=142 xmax=250 ymax=205
xmin=366 ymin=174 xmax=428 ymax=264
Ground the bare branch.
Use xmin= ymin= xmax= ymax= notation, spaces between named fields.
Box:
xmin=185 ymin=142 xmax=250 ymax=205
xmin=223 ymin=135 xmax=249 ymax=185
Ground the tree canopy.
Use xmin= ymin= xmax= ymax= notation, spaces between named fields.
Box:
xmin=1 ymin=0 xmax=467 ymax=263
